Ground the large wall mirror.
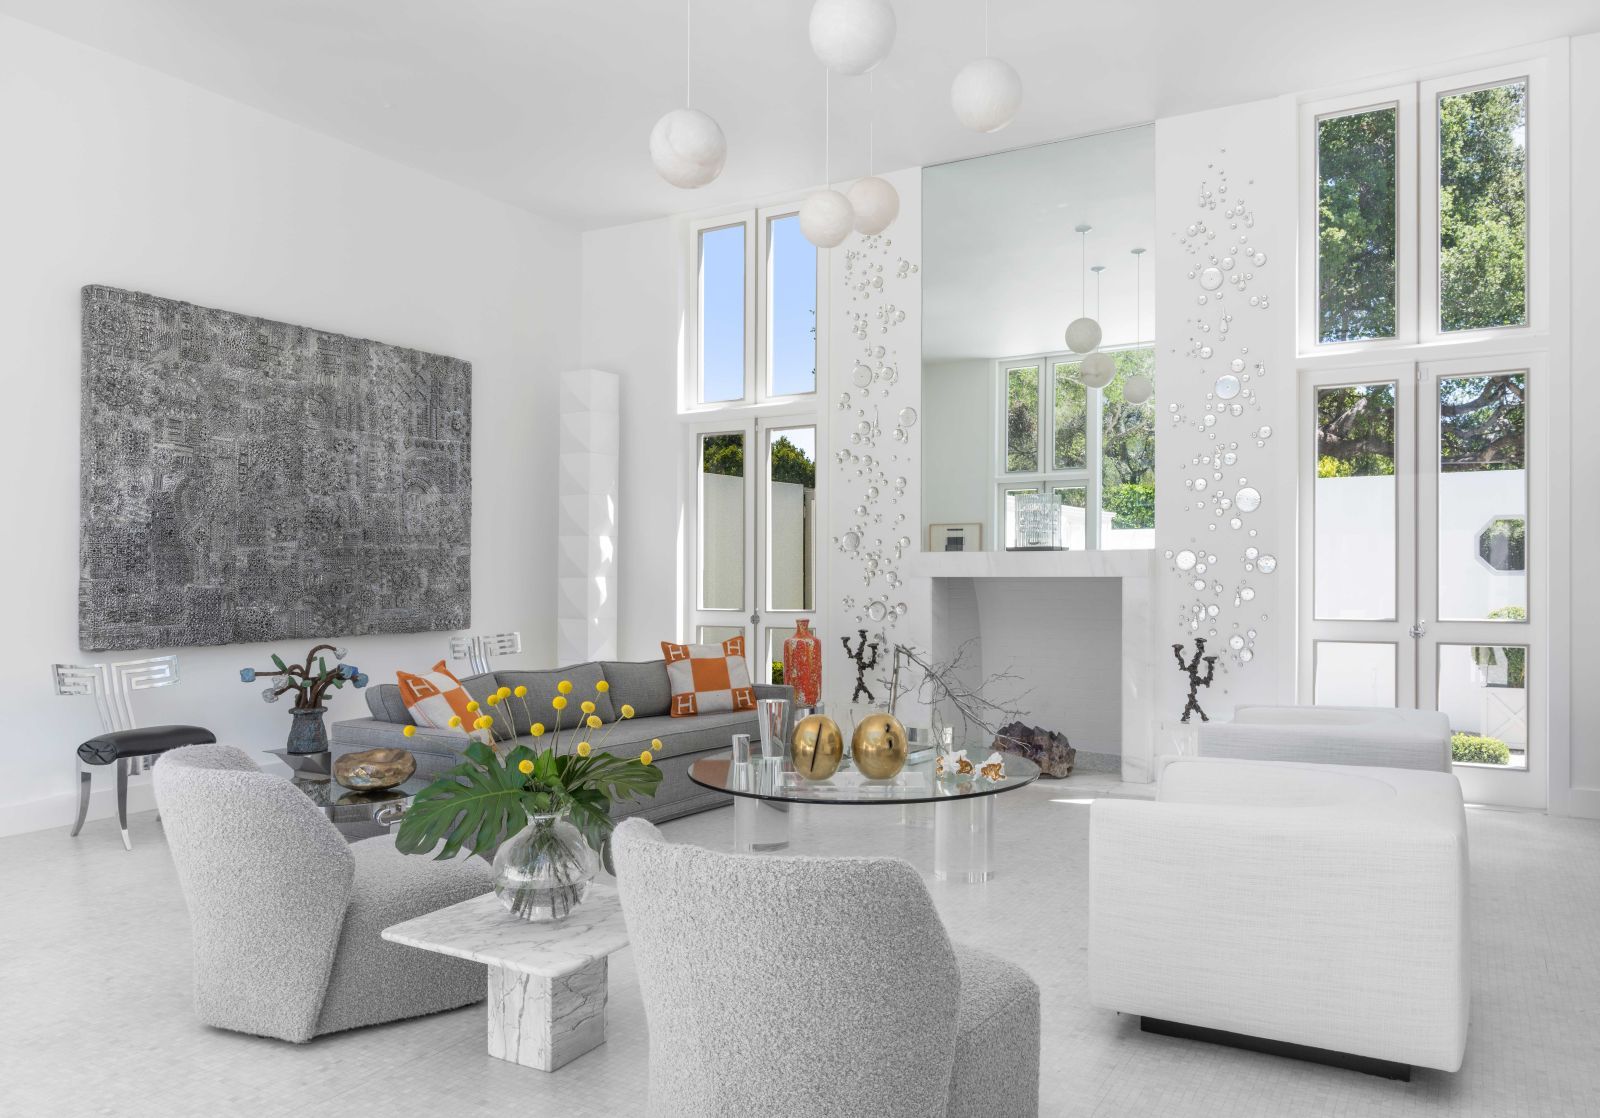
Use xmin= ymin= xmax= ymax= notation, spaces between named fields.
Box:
xmin=921 ymin=125 xmax=1156 ymax=553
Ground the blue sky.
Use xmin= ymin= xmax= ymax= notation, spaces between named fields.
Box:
xmin=700 ymin=215 xmax=816 ymax=403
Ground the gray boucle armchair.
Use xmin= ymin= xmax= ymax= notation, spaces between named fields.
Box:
xmin=153 ymin=744 xmax=493 ymax=1042
xmin=612 ymin=819 xmax=1040 ymax=1118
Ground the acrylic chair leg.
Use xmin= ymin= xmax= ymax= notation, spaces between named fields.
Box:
xmin=116 ymin=758 xmax=132 ymax=851
xmin=70 ymin=766 xmax=92 ymax=837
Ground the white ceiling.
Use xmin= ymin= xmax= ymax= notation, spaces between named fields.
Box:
xmin=3 ymin=0 xmax=1597 ymax=230
xmin=923 ymin=126 xmax=1154 ymax=362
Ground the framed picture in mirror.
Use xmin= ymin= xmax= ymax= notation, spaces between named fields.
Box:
xmin=929 ymin=523 xmax=983 ymax=553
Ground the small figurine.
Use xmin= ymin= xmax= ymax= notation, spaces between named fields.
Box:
xmin=936 ymin=749 xmax=974 ymax=779
xmin=1173 ymin=638 xmax=1219 ymax=723
xmin=978 ymin=752 xmax=1006 ymax=782
xmin=842 ymin=629 xmax=881 ymax=703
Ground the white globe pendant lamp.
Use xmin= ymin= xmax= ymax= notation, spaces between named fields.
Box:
xmin=651 ymin=0 xmax=726 ymax=189
xmin=801 ymin=71 xmax=856 ymax=249
xmin=809 ymin=0 xmax=897 ymax=76
xmin=1065 ymin=224 xmax=1102 ymax=354
xmin=848 ymin=176 xmax=899 ymax=235
xmin=801 ymin=189 xmax=857 ymax=247
xmin=1121 ymin=247 xmax=1155 ymax=404
xmin=847 ymin=74 xmax=898 ymax=235
xmin=952 ymin=2 xmax=1022 ymax=133
xmin=1079 ymin=351 xmax=1116 ymax=389
xmin=952 ymin=57 xmax=1023 ymax=133
xmin=650 ymin=108 xmax=726 ymax=188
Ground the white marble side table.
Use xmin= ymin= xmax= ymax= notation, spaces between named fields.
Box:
xmin=381 ymin=884 xmax=629 ymax=1071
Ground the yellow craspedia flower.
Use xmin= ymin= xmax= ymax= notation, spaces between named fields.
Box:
xmin=466 ymin=700 xmax=480 ymax=713
xmin=620 ymin=704 xmax=635 ymax=719
xmin=557 ymin=680 xmax=574 ymax=695
xmin=552 ymin=696 xmax=568 ymax=711
xmin=518 ymin=759 xmax=534 ymax=775
xmin=586 ymin=715 xmax=602 ymax=729
xmin=531 ymin=723 xmax=546 ymax=737
xmin=581 ymin=700 xmax=596 ymax=714
xmin=514 ymin=685 xmax=528 ymax=698
xmin=497 ymin=686 xmax=511 ymax=700
xmin=403 ymin=724 xmax=417 ymax=738
xmin=486 ymin=693 xmax=501 ymax=706
xmin=639 ymin=748 xmax=655 ymax=766
xmin=576 ymin=741 xmax=592 ymax=757
xmin=448 ymin=715 xmax=462 ymax=728
xmin=595 ymin=680 xmax=610 ymax=693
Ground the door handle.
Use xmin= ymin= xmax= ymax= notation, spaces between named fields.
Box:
xmin=1409 ymin=620 xmax=1428 ymax=639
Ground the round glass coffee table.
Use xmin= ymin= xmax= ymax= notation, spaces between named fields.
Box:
xmin=687 ymin=753 xmax=1039 ymax=882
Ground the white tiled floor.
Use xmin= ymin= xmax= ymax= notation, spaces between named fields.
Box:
xmin=2 ymin=778 xmax=1597 ymax=1117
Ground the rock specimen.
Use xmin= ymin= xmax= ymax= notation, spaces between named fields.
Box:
xmin=994 ymin=722 xmax=1076 ymax=778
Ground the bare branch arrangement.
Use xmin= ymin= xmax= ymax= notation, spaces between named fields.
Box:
xmin=886 ymin=641 xmax=1034 ymax=749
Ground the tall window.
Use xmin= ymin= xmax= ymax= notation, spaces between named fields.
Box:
xmin=686 ymin=206 xmax=822 ymax=677
xmin=998 ymin=346 xmax=1155 ymax=550
xmin=1302 ymin=62 xmax=1544 ymax=351
xmin=1298 ymin=56 xmax=1550 ymax=803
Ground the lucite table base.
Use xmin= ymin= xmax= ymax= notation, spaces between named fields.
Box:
xmin=733 ymin=795 xmax=791 ymax=852
xmin=727 ymin=787 xmax=998 ymax=880
xmin=932 ymin=796 xmax=995 ymax=882
xmin=487 ymin=957 xmax=609 ymax=1072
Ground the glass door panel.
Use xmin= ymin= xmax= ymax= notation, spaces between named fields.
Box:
xmin=698 ymin=431 xmax=746 ymax=611
xmin=1313 ymin=641 xmax=1398 ymax=706
xmin=1437 ymin=643 xmax=1529 ymax=770
xmin=1314 ymin=382 xmax=1398 ymax=620
xmin=1434 ymin=371 xmax=1526 ymax=622
xmin=1300 ymin=366 xmax=1416 ymax=710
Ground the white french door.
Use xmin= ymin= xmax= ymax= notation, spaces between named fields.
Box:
xmin=1300 ymin=354 xmax=1544 ymax=807
xmin=688 ymin=413 xmax=820 ymax=684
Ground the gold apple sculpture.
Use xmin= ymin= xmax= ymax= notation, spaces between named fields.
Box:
xmin=791 ymin=714 xmax=844 ymax=780
xmin=851 ymin=712 xmax=909 ymax=780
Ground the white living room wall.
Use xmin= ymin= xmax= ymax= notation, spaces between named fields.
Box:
xmin=1563 ymin=29 xmax=1600 ymax=817
xmin=1153 ymin=98 xmax=1300 ymax=728
xmin=0 ymin=15 xmax=581 ymax=836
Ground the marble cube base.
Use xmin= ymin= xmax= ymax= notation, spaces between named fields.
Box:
xmin=487 ymin=957 xmax=609 ymax=1072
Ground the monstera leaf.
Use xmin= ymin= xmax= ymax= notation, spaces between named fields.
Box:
xmin=394 ymin=740 xmax=664 ymax=863
xmin=395 ymin=741 xmax=540 ymax=860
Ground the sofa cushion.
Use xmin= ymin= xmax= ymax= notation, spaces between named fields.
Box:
xmin=365 ymin=671 xmax=497 ymax=726
xmin=496 ymin=662 xmax=615 ymax=735
xmin=661 ymin=637 xmax=756 ymax=717
xmin=600 ymin=660 xmax=674 ymax=719
xmin=587 ymin=711 xmax=756 ymax=762
xmin=397 ymin=662 xmax=496 ymax=744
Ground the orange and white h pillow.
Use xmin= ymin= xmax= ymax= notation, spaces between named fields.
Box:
xmin=662 ymin=636 xmax=756 ymax=717
xmin=396 ymin=661 xmax=493 ymax=744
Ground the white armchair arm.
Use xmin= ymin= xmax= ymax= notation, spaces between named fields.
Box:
xmin=1089 ymin=771 xmax=1469 ymax=1072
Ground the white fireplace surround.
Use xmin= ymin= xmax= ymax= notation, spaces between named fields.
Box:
xmin=908 ymin=550 xmax=1159 ymax=782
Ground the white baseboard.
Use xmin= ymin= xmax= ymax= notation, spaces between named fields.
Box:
xmin=0 ymin=779 xmax=157 ymax=839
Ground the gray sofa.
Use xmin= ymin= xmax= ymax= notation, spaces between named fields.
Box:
xmin=332 ymin=659 xmax=792 ymax=824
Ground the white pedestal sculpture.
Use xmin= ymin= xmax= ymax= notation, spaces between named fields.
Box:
xmin=557 ymin=370 xmax=620 ymax=664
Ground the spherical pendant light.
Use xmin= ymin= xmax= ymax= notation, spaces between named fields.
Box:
xmin=800 ymin=189 xmax=856 ymax=248
xmin=809 ymin=0 xmax=897 ymax=76
xmin=1078 ymin=351 xmax=1116 ymax=389
xmin=649 ymin=108 xmax=726 ymax=188
xmin=1121 ymin=375 xmax=1155 ymax=405
xmin=1064 ymin=316 xmax=1102 ymax=354
xmin=951 ymin=57 xmax=1023 ymax=133
xmin=847 ymin=176 xmax=899 ymax=235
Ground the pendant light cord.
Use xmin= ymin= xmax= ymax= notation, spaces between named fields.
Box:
xmin=824 ymin=69 xmax=831 ymax=187
xmin=1079 ymin=230 xmax=1087 ymax=317
xmin=1135 ymin=252 xmax=1143 ymax=347
xmin=684 ymin=0 xmax=693 ymax=107
xmin=984 ymin=0 xmax=991 ymax=57
xmin=869 ymin=72 xmax=875 ymax=175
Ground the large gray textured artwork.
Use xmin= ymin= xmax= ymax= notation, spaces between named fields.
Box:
xmin=79 ymin=285 xmax=471 ymax=651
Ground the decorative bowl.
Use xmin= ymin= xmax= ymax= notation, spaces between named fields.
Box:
xmin=333 ymin=747 xmax=417 ymax=791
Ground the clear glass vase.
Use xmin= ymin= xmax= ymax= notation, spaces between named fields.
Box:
xmin=491 ymin=812 xmax=599 ymax=923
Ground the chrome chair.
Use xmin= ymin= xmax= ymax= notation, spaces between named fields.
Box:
xmin=449 ymin=631 xmax=521 ymax=676
xmin=52 ymin=655 xmax=216 ymax=850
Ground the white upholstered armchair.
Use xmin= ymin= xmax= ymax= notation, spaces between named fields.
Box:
xmin=154 ymin=744 xmax=493 ymax=1042
xmin=1089 ymin=757 xmax=1470 ymax=1076
xmin=612 ymin=818 xmax=1040 ymax=1118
